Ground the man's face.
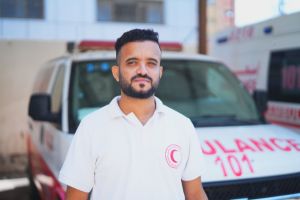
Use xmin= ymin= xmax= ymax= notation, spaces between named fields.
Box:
xmin=112 ymin=41 xmax=163 ymax=99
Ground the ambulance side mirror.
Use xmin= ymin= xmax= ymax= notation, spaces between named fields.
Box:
xmin=28 ymin=94 xmax=60 ymax=123
xmin=252 ymin=90 xmax=268 ymax=119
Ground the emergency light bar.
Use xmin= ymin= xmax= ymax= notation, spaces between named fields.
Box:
xmin=73 ymin=40 xmax=182 ymax=52
xmin=79 ymin=41 xmax=115 ymax=51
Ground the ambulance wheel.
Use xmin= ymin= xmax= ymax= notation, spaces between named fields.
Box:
xmin=27 ymin=167 xmax=41 ymax=200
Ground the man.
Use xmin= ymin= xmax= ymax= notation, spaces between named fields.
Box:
xmin=59 ymin=29 xmax=208 ymax=200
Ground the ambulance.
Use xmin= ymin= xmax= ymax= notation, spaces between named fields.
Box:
xmin=210 ymin=12 xmax=300 ymax=133
xmin=27 ymin=41 xmax=300 ymax=200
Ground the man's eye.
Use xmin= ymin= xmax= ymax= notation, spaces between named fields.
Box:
xmin=127 ymin=61 xmax=137 ymax=65
xmin=148 ymin=62 xmax=157 ymax=67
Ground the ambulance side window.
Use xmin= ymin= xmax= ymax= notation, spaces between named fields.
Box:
xmin=268 ymin=48 xmax=300 ymax=103
xmin=51 ymin=64 xmax=65 ymax=129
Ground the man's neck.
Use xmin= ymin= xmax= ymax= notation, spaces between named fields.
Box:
xmin=118 ymin=94 xmax=156 ymax=125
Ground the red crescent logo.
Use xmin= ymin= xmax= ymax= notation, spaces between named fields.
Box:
xmin=165 ymin=144 xmax=181 ymax=168
xmin=170 ymin=149 xmax=178 ymax=163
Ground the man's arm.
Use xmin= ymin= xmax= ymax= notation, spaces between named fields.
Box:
xmin=182 ymin=177 xmax=208 ymax=200
xmin=65 ymin=186 xmax=89 ymax=200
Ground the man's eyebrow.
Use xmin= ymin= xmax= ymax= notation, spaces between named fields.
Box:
xmin=147 ymin=58 xmax=159 ymax=63
xmin=125 ymin=57 xmax=138 ymax=62
xmin=125 ymin=57 xmax=159 ymax=63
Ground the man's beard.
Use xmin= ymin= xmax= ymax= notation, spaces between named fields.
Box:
xmin=119 ymin=74 xmax=159 ymax=99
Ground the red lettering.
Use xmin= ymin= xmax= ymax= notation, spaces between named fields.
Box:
xmin=282 ymin=67 xmax=288 ymax=90
xmin=249 ymin=138 xmax=274 ymax=152
xmin=242 ymin=154 xmax=254 ymax=173
xmin=245 ymin=27 xmax=252 ymax=38
xmin=282 ymin=65 xmax=300 ymax=91
xmin=270 ymin=138 xmax=291 ymax=152
xmin=288 ymin=65 xmax=296 ymax=90
xmin=215 ymin=140 xmax=237 ymax=153
xmin=228 ymin=155 xmax=242 ymax=176
xmin=215 ymin=156 xmax=228 ymax=176
xmin=201 ymin=141 xmax=217 ymax=155
xmin=215 ymin=154 xmax=255 ymax=177
xmin=235 ymin=139 xmax=256 ymax=152
xmin=287 ymin=139 xmax=300 ymax=151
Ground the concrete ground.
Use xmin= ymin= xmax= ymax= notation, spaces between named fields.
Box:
xmin=0 ymin=154 xmax=31 ymax=200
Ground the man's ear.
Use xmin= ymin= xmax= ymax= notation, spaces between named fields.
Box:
xmin=159 ymin=66 xmax=163 ymax=79
xmin=111 ymin=65 xmax=120 ymax=82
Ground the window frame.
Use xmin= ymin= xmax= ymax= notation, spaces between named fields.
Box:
xmin=48 ymin=62 xmax=66 ymax=130
xmin=96 ymin=0 xmax=164 ymax=24
xmin=0 ymin=0 xmax=44 ymax=19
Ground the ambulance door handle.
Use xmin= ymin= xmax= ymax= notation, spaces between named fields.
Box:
xmin=28 ymin=122 xmax=33 ymax=131
xmin=40 ymin=125 xmax=44 ymax=145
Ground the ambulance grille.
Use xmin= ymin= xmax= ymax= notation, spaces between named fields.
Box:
xmin=203 ymin=173 xmax=300 ymax=200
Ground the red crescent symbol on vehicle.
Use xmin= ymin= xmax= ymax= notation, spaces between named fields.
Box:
xmin=170 ymin=149 xmax=178 ymax=163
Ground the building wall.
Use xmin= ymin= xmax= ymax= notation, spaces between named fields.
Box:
xmin=207 ymin=0 xmax=235 ymax=52
xmin=0 ymin=0 xmax=199 ymax=52
xmin=0 ymin=40 xmax=65 ymax=155
xmin=0 ymin=0 xmax=200 ymax=155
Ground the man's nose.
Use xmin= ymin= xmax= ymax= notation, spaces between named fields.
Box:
xmin=136 ymin=64 xmax=148 ymax=75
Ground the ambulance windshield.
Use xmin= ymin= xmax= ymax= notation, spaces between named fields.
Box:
xmin=69 ymin=59 xmax=261 ymax=131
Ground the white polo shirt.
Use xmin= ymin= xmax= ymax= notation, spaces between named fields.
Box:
xmin=59 ymin=96 xmax=205 ymax=200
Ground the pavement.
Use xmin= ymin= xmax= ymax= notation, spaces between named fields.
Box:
xmin=0 ymin=154 xmax=31 ymax=200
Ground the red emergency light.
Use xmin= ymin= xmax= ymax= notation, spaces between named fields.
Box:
xmin=78 ymin=40 xmax=115 ymax=51
xmin=77 ymin=40 xmax=182 ymax=52
xmin=159 ymin=42 xmax=182 ymax=51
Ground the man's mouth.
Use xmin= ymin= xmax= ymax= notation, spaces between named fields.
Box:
xmin=133 ymin=77 xmax=151 ymax=83
xmin=131 ymin=75 xmax=152 ymax=83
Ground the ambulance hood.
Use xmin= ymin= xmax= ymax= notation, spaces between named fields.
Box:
xmin=195 ymin=124 xmax=300 ymax=182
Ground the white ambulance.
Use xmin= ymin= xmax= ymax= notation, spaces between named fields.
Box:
xmin=27 ymin=41 xmax=300 ymax=200
xmin=210 ymin=12 xmax=300 ymax=133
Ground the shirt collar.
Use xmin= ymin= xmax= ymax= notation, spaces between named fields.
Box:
xmin=108 ymin=96 xmax=166 ymax=119
xmin=154 ymin=96 xmax=166 ymax=114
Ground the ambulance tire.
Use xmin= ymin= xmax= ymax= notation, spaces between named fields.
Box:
xmin=27 ymin=167 xmax=41 ymax=200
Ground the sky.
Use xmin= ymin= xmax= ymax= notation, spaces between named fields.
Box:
xmin=235 ymin=0 xmax=300 ymax=26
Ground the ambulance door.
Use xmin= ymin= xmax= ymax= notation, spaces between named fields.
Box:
xmin=266 ymin=48 xmax=300 ymax=132
xmin=39 ymin=61 xmax=66 ymax=200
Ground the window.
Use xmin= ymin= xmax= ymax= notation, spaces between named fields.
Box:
xmin=97 ymin=0 xmax=164 ymax=24
xmin=69 ymin=59 xmax=259 ymax=131
xmin=0 ymin=0 xmax=44 ymax=19
xmin=50 ymin=64 xmax=65 ymax=129
xmin=268 ymin=48 xmax=300 ymax=103
xmin=157 ymin=60 xmax=258 ymax=122
xmin=69 ymin=60 xmax=118 ymax=132
xmin=51 ymin=64 xmax=65 ymax=114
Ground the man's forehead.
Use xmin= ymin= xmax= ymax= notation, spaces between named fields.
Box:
xmin=121 ymin=41 xmax=160 ymax=51
xmin=119 ymin=41 xmax=161 ymax=59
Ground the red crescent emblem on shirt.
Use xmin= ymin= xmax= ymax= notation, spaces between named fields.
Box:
xmin=165 ymin=144 xmax=181 ymax=168
xmin=170 ymin=149 xmax=178 ymax=163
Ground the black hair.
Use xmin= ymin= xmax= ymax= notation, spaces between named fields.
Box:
xmin=115 ymin=29 xmax=160 ymax=63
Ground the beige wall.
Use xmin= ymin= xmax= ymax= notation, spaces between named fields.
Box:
xmin=0 ymin=40 xmax=65 ymax=156
xmin=207 ymin=0 xmax=235 ymax=53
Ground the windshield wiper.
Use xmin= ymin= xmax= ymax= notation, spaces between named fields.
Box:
xmin=190 ymin=115 xmax=262 ymax=127
xmin=193 ymin=114 xmax=237 ymax=119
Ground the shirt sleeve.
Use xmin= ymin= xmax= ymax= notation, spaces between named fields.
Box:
xmin=181 ymin=121 xmax=206 ymax=181
xmin=59 ymin=119 xmax=95 ymax=192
